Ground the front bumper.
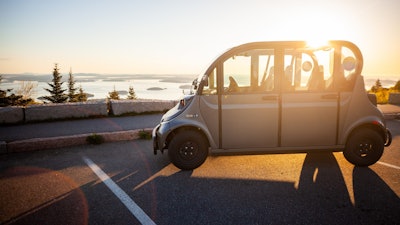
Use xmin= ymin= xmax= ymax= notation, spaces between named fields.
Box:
xmin=152 ymin=122 xmax=170 ymax=155
xmin=152 ymin=124 xmax=161 ymax=154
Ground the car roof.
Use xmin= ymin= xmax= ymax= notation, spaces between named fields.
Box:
xmin=204 ymin=40 xmax=363 ymax=76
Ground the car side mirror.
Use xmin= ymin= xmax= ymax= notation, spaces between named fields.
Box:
xmin=202 ymin=75 xmax=208 ymax=87
xmin=192 ymin=78 xmax=198 ymax=90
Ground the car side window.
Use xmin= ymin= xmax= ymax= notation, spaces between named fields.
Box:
xmin=223 ymin=49 xmax=275 ymax=94
xmin=339 ymin=46 xmax=358 ymax=91
xmin=319 ymin=46 xmax=358 ymax=91
xmin=259 ymin=54 xmax=275 ymax=92
xmin=223 ymin=55 xmax=251 ymax=93
xmin=202 ymin=68 xmax=218 ymax=95
xmin=283 ymin=50 xmax=332 ymax=92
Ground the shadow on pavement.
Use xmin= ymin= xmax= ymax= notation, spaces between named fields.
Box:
xmin=1 ymin=143 xmax=399 ymax=225
xmin=143 ymin=152 xmax=400 ymax=225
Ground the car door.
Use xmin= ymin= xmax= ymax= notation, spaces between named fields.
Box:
xmin=280 ymin=50 xmax=338 ymax=147
xmin=220 ymin=49 xmax=279 ymax=149
xmin=281 ymin=92 xmax=338 ymax=147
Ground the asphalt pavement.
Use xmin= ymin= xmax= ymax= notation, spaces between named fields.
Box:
xmin=0 ymin=104 xmax=399 ymax=153
xmin=0 ymin=113 xmax=163 ymax=153
xmin=0 ymin=113 xmax=163 ymax=142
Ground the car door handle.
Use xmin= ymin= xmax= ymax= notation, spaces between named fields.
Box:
xmin=321 ymin=94 xmax=338 ymax=99
xmin=262 ymin=96 xmax=278 ymax=101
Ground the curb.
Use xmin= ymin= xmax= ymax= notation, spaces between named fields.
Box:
xmin=4 ymin=128 xmax=153 ymax=153
xmin=384 ymin=113 xmax=400 ymax=120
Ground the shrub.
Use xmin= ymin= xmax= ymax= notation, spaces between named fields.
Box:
xmin=86 ymin=133 xmax=104 ymax=145
xmin=138 ymin=129 xmax=152 ymax=140
xmin=127 ymin=85 xmax=137 ymax=100
xmin=374 ymin=89 xmax=389 ymax=104
xmin=369 ymin=79 xmax=400 ymax=104
xmin=108 ymin=85 xmax=120 ymax=100
xmin=0 ymin=75 xmax=35 ymax=106
xmin=76 ymin=85 xmax=88 ymax=102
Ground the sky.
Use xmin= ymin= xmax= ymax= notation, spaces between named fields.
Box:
xmin=1 ymin=0 xmax=399 ymax=77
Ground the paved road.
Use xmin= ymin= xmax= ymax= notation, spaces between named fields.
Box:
xmin=0 ymin=114 xmax=163 ymax=142
xmin=1 ymin=120 xmax=399 ymax=225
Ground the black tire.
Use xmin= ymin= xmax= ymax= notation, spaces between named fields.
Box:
xmin=168 ymin=130 xmax=208 ymax=170
xmin=344 ymin=129 xmax=384 ymax=166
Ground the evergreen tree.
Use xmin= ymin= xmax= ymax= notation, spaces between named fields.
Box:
xmin=393 ymin=80 xmax=400 ymax=92
xmin=370 ymin=79 xmax=383 ymax=92
xmin=67 ymin=68 xmax=78 ymax=102
xmin=43 ymin=64 xmax=68 ymax=103
xmin=76 ymin=85 xmax=87 ymax=102
xmin=108 ymin=85 xmax=120 ymax=100
xmin=127 ymin=85 xmax=137 ymax=100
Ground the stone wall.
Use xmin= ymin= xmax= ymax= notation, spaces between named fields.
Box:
xmin=110 ymin=99 xmax=177 ymax=116
xmin=0 ymin=99 xmax=177 ymax=124
xmin=25 ymin=100 xmax=108 ymax=122
xmin=389 ymin=93 xmax=400 ymax=105
xmin=0 ymin=106 xmax=24 ymax=124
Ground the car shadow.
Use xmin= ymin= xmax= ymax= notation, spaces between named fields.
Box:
xmin=141 ymin=152 xmax=400 ymax=225
xmin=353 ymin=166 xmax=400 ymax=223
xmin=2 ymin=142 xmax=398 ymax=225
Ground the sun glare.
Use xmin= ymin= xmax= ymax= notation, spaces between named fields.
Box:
xmin=306 ymin=39 xmax=329 ymax=49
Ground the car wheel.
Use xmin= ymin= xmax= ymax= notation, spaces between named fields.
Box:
xmin=344 ymin=129 xmax=384 ymax=166
xmin=168 ymin=130 xmax=208 ymax=170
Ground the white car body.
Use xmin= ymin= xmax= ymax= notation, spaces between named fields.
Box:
xmin=153 ymin=41 xmax=392 ymax=170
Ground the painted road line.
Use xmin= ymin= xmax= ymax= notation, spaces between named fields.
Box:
xmin=83 ymin=156 xmax=156 ymax=225
xmin=378 ymin=161 xmax=400 ymax=170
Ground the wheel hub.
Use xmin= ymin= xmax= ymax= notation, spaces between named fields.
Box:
xmin=179 ymin=141 xmax=198 ymax=159
xmin=358 ymin=142 xmax=372 ymax=157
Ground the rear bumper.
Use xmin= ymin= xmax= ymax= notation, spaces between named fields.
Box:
xmin=385 ymin=128 xmax=392 ymax=147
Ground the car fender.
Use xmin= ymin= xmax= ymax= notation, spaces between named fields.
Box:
xmin=163 ymin=118 xmax=217 ymax=149
xmin=340 ymin=116 xmax=388 ymax=145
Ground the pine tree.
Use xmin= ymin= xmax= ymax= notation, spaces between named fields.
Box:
xmin=393 ymin=80 xmax=400 ymax=92
xmin=67 ymin=68 xmax=78 ymax=102
xmin=370 ymin=79 xmax=383 ymax=92
xmin=43 ymin=64 xmax=68 ymax=103
xmin=76 ymin=85 xmax=87 ymax=102
xmin=127 ymin=85 xmax=137 ymax=100
xmin=108 ymin=85 xmax=120 ymax=100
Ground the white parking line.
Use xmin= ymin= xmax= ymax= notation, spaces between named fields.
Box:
xmin=83 ymin=156 xmax=156 ymax=225
xmin=378 ymin=161 xmax=400 ymax=170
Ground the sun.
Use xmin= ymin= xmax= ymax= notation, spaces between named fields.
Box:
xmin=306 ymin=39 xmax=329 ymax=48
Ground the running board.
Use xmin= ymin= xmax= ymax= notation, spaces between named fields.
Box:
xmin=211 ymin=145 xmax=345 ymax=156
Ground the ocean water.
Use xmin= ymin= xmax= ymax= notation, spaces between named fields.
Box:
xmin=1 ymin=74 xmax=196 ymax=101
xmin=1 ymin=73 xmax=398 ymax=102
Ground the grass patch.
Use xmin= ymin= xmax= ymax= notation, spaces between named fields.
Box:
xmin=138 ymin=129 xmax=152 ymax=140
xmin=86 ymin=133 xmax=104 ymax=145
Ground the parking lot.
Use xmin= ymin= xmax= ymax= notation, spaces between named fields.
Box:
xmin=1 ymin=119 xmax=399 ymax=225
